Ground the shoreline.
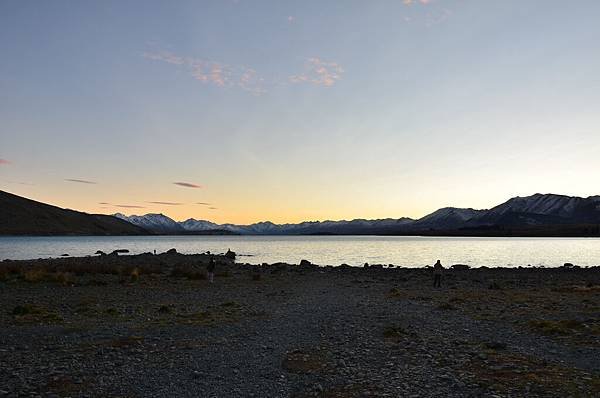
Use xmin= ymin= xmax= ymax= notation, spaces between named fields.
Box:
xmin=1 ymin=253 xmax=599 ymax=397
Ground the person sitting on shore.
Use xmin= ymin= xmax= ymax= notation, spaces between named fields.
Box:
xmin=433 ymin=259 xmax=443 ymax=288
xmin=207 ymin=255 xmax=216 ymax=284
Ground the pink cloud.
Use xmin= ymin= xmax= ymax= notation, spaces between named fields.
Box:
xmin=173 ymin=181 xmax=202 ymax=189
xmin=65 ymin=178 xmax=97 ymax=184
xmin=0 ymin=159 xmax=10 ymax=165
xmin=289 ymin=57 xmax=344 ymax=87
xmin=147 ymin=201 xmax=183 ymax=206
xmin=403 ymin=0 xmax=432 ymax=5
xmin=144 ymin=51 xmax=265 ymax=95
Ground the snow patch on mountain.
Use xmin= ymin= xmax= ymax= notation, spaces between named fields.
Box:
xmin=114 ymin=213 xmax=184 ymax=233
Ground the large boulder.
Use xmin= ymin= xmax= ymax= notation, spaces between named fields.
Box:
xmin=225 ymin=249 xmax=236 ymax=261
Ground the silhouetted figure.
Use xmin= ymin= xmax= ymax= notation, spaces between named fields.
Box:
xmin=207 ymin=255 xmax=216 ymax=283
xmin=433 ymin=259 xmax=443 ymax=288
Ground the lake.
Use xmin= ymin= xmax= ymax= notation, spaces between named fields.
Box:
xmin=1 ymin=235 xmax=599 ymax=267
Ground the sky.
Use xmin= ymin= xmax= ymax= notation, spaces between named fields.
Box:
xmin=1 ymin=0 xmax=600 ymax=224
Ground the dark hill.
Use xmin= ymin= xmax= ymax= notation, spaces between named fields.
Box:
xmin=0 ymin=190 xmax=149 ymax=235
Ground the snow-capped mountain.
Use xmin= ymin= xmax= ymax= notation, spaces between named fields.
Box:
xmin=180 ymin=219 xmax=221 ymax=231
xmin=114 ymin=213 xmax=184 ymax=234
xmin=414 ymin=207 xmax=487 ymax=229
xmin=114 ymin=194 xmax=600 ymax=235
xmin=179 ymin=217 xmax=416 ymax=235
xmin=477 ymin=194 xmax=600 ymax=225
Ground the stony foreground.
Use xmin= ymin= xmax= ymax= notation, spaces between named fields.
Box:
xmin=1 ymin=254 xmax=599 ymax=397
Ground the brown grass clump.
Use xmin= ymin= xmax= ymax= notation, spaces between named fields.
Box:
xmin=528 ymin=319 xmax=586 ymax=335
xmin=173 ymin=302 xmax=264 ymax=326
xmin=383 ymin=325 xmax=408 ymax=339
xmin=467 ymin=350 xmax=600 ymax=396
xmin=45 ymin=375 xmax=85 ymax=396
xmin=215 ymin=270 xmax=231 ymax=278
xmin=23 ymin=268 xmax=48 ymax=282
xmin=170 ymin=265 xmax=207 ymax=280
xmin=11 ymin=304 xmax=62 ymax=323
xmin=158 ymin=305 xmax=172 ymax=314
xmin=21 ymin=269 xmax=74 ymax=285
xmin=129 ymin=267 xmax=140 ymax=282
xmin=108 ymin=335 xmax=144 ymax=348
xmin=104 ymin=307 xmax=120 ymax=316
xmin=0 ymin=268 xmax=9 ymax=281
xmin=282 ymin=349 xmax=329 ymax=374
xmin=3 ymin=258 xmax=164 ymax=281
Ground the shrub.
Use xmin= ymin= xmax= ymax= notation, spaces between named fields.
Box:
xmin=23 ymin=268 xmax=48 ymax=283
xmin=130 ymin=267 xmax=140 ymax=282
xmin=383 ymin=325 xmax=407 ymax=339
xmin=12 ymin=304 xmax=42 ymax=316
xmin=11 ymin=304 xmax=62 ymax=323
xmin=215 ymin=270 xmax=231 ymax=278
xmin=528 ymin=319 xmax=585 ymax=335
xmin=105 ymin=308 xmax=120 ymax=316
xmin=158 ymin=305 xmax=172 ymax=314
xmin=170 ymin=266 xmax=207 ymax=280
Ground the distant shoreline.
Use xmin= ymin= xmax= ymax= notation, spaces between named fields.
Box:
xmin=3 ymin=229 xmax=600 ymax=238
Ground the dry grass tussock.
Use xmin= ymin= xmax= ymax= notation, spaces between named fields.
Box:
xmin=0 ymin=258 xmax=163 ymax=284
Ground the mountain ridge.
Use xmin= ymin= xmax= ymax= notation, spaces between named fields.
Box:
xmin=0 ymin=190 xmax=149 ymax=236
xmin=115 ymin=193 xmax=600 ymax=236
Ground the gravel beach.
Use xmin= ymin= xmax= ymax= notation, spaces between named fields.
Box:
xmin=1 ymin=253 xmax=599 ymax=397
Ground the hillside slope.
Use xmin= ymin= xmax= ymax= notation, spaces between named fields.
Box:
xmin=0 ymin=190 xmax=149 ymax=235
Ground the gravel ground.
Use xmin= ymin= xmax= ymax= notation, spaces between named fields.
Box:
xmin=1 ymin=254 xmax=599 ymax=397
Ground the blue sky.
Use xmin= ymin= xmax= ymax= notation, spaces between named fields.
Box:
xmin=1 ymin=0 xmax=599 ymax=223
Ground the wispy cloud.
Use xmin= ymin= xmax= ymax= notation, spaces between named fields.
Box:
xmin=208 ymin=207 xmax=218 ymax=210
xmin=147 ymin=201 xmax=183 ymax=206
xmin=401 ymin=0 xmax=451 ymax=26
xmin=2 ymin=180 xmax=34 ymax=186
xmin=196 ymin=202 xmax=211 ymax=206
xmin=65 ymin=178 xmax=97 ymax=184
xmin=289 ymin=57 xmax=344 ymax=87
xmin=0 ymin=159 xmax=10 ymax=165
xmin=403 ymin=0 xmax=433 ymax=5
xmin=143 ymin=51 xmax=266 ymax=95
xmin=173 ymin=181 xmax=202 ymax=189
xmin=144 ymin=51 xmax=345 ymax=93
xmin=99 ymin=202 xmax=146 ymax=209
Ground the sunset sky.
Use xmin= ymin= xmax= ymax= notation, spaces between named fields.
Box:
xmin=1 ymin=1 xmax=599 ymax=224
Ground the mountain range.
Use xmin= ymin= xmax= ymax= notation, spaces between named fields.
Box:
xmin=115 ymin=193 xmax=600 ymax=236
xmin=2 ymin=190 xmax=600 ymax=236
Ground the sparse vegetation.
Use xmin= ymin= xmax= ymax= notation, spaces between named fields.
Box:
xmin=437 ymin=302 xmax=457 ymax=310
xmin=528 ymin=319 xmax=586 ymax=335
xmin=11 ymin=304 xmax=62 ymax=323
xmin=158 ymin=305 xmax=172 ymax=314
xmin=383 ymin=325 xmax=407 ymax=339
xmin=170 ymin=265 xmax=207 ymax=280
xmin=282 ymin=349 xmax=329 ymax=374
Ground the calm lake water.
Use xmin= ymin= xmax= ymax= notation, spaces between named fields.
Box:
xmin=1 ymin=235 xmax=599 ymax=267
